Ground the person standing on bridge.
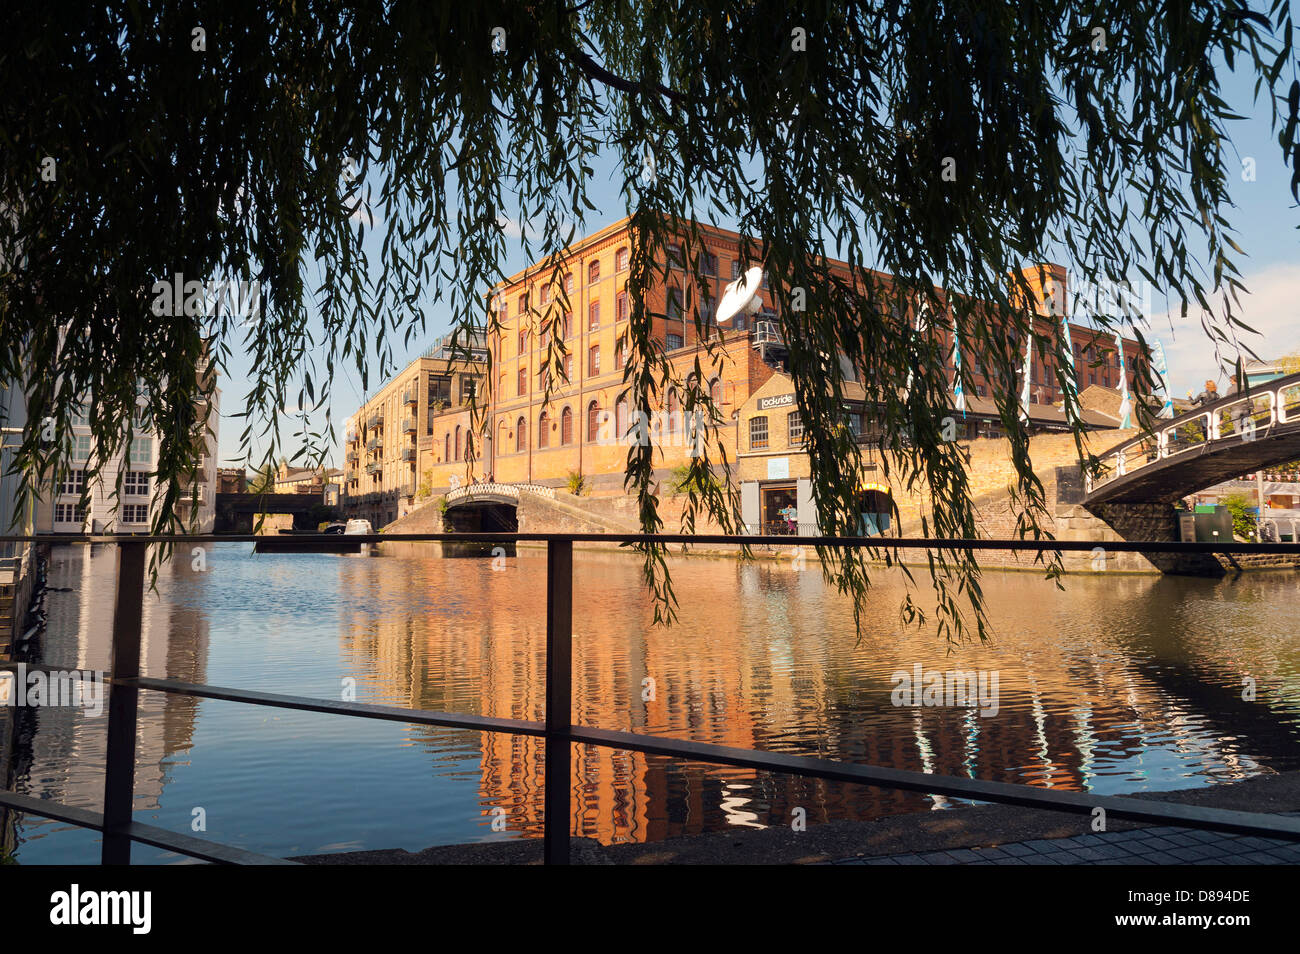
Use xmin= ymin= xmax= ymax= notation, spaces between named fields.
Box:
xmin=1189 ymin=380 xmax=1219 ymax=407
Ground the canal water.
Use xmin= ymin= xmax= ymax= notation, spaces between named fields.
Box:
xmin=5 ymin=541 xmax=1300 ymax=863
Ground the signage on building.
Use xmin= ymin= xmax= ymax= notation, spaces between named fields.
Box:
xmin=859 ymin=481 xmax=890 ymax=495
xmin=767 ymin=457 xmax=790 ymax=479
xmin=757 ymin=393 xmax=795 ymax=411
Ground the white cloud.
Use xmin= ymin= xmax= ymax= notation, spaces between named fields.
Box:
xmin=496 ymin=213 xmax=527 ymax=239
xmin=349 ymin=200 xmax=375 ymax=228
xmin=1148 ymin=261 xmax=1300 ymax=396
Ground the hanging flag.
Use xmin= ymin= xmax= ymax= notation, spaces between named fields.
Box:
xmin=1019 ymin=323 xmax=1033 ymax=420
xmin=1116 ymin=333 xmax=1133 ymax=428
xmin=904 ymin=297 xmax=928 ymax=400
xmin=1152 ymin=339 xmax=1174 ymax=418
xmin=951 ymin=311 xmax=966 ymax=416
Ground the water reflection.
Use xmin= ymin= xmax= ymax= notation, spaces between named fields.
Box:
xmin=5 ymin=543 xmax=1300 ymax=862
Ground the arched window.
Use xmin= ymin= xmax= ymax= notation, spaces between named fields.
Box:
xmin=587 ymin=401 xmax=600 ymax=442
xmin=709 ymin=378 xmax=723 ymax=405
xmin=561 ymin=406 xmax=574 ymax=445
xmin=516 ymin=416 xmax=527 ymax=453
xmin=588 ymin=260 xmax=600 ymax=285
xmin=455 ymin=426 xmax=462 ymax=461
xmin=616 ymin=247 xmax=629 ymax=271
xmin=498 ymin=418 xmax=508 ymax=454
xmin=616 ymin=399 xmax=629 ymax=437
xmin=538 ymin=410 xmax=550 ymax=449
xmin=444 ymin=433 xmax=450 ymax=462
xmin=667 ymin=389 xmax=679 ymax=436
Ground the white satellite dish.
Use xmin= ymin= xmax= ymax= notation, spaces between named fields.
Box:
xmin=716 ymin=266 xmax=765 ymax=323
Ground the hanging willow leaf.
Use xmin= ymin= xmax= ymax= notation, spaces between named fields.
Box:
xmin=0 ymin=1 xmax=1294 ymax=641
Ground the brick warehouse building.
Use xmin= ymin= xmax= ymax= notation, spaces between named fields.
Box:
xmin=343 ymin=218 xmax=1148 ymax=527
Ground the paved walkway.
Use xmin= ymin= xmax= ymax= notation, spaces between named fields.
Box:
xmin=829 ymin=813 xmax=1300 ymax=865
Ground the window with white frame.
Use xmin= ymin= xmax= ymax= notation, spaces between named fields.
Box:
xmin=130 ymin=437 xmax=152 ymax=467
xmin=123 ymin=471 xmax=149 ymax=496
xmin=59 ymin=470 xmax=86 ymax=495
xmin=54 ymin=503 xmax=86 ymax=524
xmin=121 ymin=504 xmax=149 ymax=524
xmin=73 ymin=433 xmax=92 ymax=460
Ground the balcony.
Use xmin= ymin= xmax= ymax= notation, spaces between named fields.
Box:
xmin=401 ymin=481 xmax=415 ymax=498
xmin=366 ymin=463 xmax=382 ymax=476
xmin=753 ymin=320 xmax=784 ymax=347
xmin=402 ymin=447 xmax=416 ymax=462
xmin=346 ymin=428 xmax=358 ymax=444
xmin=367 ymin=412 xmax=383 ymax=430
xmin=366 ymin=437 xmax=382 ymax=453
xmin=403 ymin=387 xmax=418 ymax=406
xmin=346 ymin=450 xmax=359 ymax=464
xmin=402 ymin=416 xmax=416 ymax=434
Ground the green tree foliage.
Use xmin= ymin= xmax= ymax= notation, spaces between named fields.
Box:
xmin=1222 ymin=492 xmax=1259 ymax=540
xmin=2 ymin=2 xmax=1297 ymax=639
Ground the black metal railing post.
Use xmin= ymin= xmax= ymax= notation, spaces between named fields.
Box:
xmin=102 ymin=541 xmax=146 ymax=864
xmin=544 ymin=539 xmax=573 ymax=865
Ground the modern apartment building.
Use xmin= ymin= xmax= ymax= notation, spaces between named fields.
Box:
xmin=36 ymin=373 xmax=220 ymax=535
xmin=342 ymin=333 xmax=487 ymax=527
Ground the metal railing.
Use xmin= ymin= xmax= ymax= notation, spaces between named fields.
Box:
xmin=445 ymin=482 xmax=556 ymax=502
xmin=1086 ymin=372 xmax=1300 ymax=494
xmin=4 ymin=530 xmax=1300 ymax=865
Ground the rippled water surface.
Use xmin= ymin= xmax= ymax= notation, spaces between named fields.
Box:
xmin=5 ymin=542 xmax=1300 ymax=862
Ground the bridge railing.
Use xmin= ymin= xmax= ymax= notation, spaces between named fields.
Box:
xmin=445 ymin=481 xmax=557 ymax=503
xmin=1085 ymin=371 xmax=1300 ymax=495
xmin=4 ymin=531 xmax=1300 ymax=865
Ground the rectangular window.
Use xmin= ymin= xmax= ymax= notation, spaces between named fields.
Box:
xmin=123 ymin=471 xmax=149 ymax=496
xmin=564 ymin=354 xmax=573 ymax=383
xmin=788 ymin=413 xmax=804 ymax=444
xmin=730 ymin=259 xmax=741 ymax=280
xmin=588 ymin=301 xmax=600 ymax=331
xmin=55 ymin=503 xmax=86 ymax=524
xmin=74 ymin=433 xmax=92 ymax=460
xmin=666 ymin=333 xmax=683 ymax=351
xmin=588 ymin=346 xmax=601 ymax=377
xmin=518 ymin=367 xmax=528 ymax=396
xmin=130 ymin=437 xmax=152 ymax=468
xmin=616 ymin=292 xmax=629 ymax=323
xmin=845 ymin=410 xmax=863 ymax=438
xmin=122 ymin=504 xmax=149 ymax=524
xmin=702 ymin=252 xmax=718 ymax=276
xmin=70 ymin=405 xmax=89 ymax=428
xmin=565 ymin=273 xmax=574 ymax=294
xmin=750 ymin=416 xmax=769 ymax=450
xmin=518 ymin=294 xmax=529 ymax=315
xmin=588 ymin=260 xmax=601 ymax=285
xmin=667 ymin=244 xmax=683 ymax=269
xmin=59 ymin=470 xmax=85 ymax=496
xmin=462 ymin=378 xmax=477 ymax=403
xmin=428 ymin=374 xmax=452 ymax=406
xmin=614 ymin=342 xmax=625 ymax=370
xmin=667 ymin=287 xmax=682 ymax=320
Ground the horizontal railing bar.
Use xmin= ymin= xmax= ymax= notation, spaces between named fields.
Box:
xmin=121 ymin=676 xmax=547 ymax=737
xmin=568 ymin=726 xmax=1300 ymax=841
xmin=2 ymin=533 xmax=1299 ymax=554
xmin=0 ymin=791 xmax=299 ymax=864
xmin=119 ymin=821 xmax=301 ymax=866
xmin=90 ymin=678 xmax=1300 ymax=842
xmin=0 ymin=789 xmax=108 ymax=831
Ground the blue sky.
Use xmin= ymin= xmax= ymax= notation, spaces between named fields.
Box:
xmin=215 ymin=67 xmax=1300 ymax=469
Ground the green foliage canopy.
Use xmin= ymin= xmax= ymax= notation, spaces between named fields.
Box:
xmin=2 ymin=1 xmax=1298 ymax=639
